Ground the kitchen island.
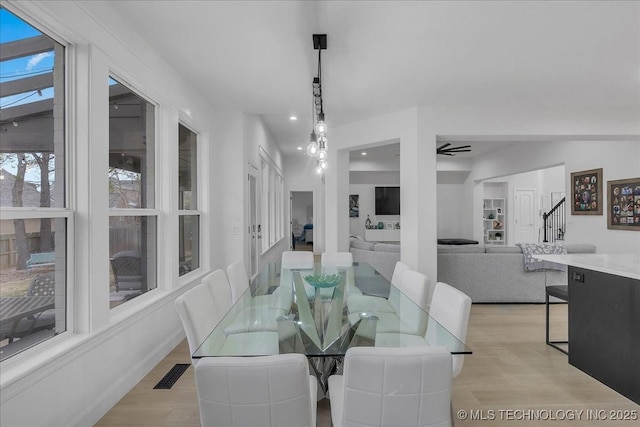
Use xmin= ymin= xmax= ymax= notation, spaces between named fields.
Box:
xmin=536 ymin=254 xmax=640 ymax=405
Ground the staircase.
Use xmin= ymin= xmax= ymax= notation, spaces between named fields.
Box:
xmin=542 ymin=197 xmax=566 ymax=243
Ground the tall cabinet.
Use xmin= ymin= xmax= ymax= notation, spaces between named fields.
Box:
xmin=483 ymin=198 xmax=506 ymax=245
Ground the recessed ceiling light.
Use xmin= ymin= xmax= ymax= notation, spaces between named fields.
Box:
xmin=289 ymin=116 xmax=297 ymax=121
xmin=297 ymin=146 xmax=303 ymax=150
xmin=361 ymin=152 xmax=367 ymax=156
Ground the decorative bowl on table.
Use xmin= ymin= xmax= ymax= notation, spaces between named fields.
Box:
xmin=303 ymin=274 xmax=342 ymax=288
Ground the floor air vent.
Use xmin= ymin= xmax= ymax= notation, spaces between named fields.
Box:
xmin=154 ymin=363 xmax=190 ymax=389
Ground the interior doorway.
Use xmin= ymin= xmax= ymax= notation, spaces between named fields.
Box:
xmin=290 ymin=191 xmax=313 ymax=251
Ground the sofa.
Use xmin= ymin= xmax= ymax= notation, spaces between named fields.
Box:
xmin=437 ymin=243 xmax=596 ymax=302
xmin=350 ymin=237 xmax=597 ymax=303
xmin=349 ymin=238 xmax=400 ymax=282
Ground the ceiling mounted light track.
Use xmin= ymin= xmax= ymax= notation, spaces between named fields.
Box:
xmin=436 ymin=143 xmax=471 ymax=156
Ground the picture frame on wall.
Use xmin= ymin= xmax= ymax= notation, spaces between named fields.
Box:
xmin=571 ymin=168 xmax=603 ymax=215
xmin=607 ymin=177 xmax=640 ymax=231
xmin=349 ymin=194 xmax=359 ymax=218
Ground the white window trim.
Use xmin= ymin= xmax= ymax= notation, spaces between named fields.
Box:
xmin=258 ymin=147 xmax=284 ymax=254
xmin=176 ymin=121 xmax=202 ymax=279
xmin=108 ymin=208 xmax=161 ymax=217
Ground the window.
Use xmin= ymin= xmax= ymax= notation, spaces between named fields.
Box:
xmin=259 ymin=151 xmax=284 ymax=253
xmin=108 ymin=76 xmax=156 ymax=307
xmin=178 ymin=124 xmax=199 ymax=276
xmin=0 ymin=8 xmax=67 ymax=360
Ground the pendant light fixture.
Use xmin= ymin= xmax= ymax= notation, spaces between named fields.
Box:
xmin=307 ymin=34 xmax=328 ymax=173
xmin=306 ymin=129 xmax=318 ymax=157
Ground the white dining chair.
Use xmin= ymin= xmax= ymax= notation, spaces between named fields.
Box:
xmin=281 ymin=251 xmax=314 ymax=269
xmin=281 ymin=251 xmax=314 ymax=299
xmin=321 ymin=251 xmax=353 ymax=266
xmin=376 ymin=281 xmax=471 ymax=378
xmin=200 ymin=269 xmax=233 ymax=316
xmin=351 ymin=268 xmax=431 ymax=340
xmin=328 ymin=346 xmax=452 ymax=427
xmin=175 ymin=283 xmax=220 ymax=360
xmin=347 ymin=260 xmax=410 ymax=314
xmin=217 ymin=266 xmax=289 ymax=336
xmin=391 ymin=260 xmax=411 ymax=287
xmin=195 ymin=353 xmax=318 ymax=427
xmin=321 ymin=252 xmax=362 ymax=296
xmin=428 ymin=281 xmax=472 ymax=378
xmin=378 ymin=271 xmax=430 ymax=335
xmin=227 ymin=260 xmax=292 ymax=312
xmin=226 ymin=260 xmax=250 ymax=303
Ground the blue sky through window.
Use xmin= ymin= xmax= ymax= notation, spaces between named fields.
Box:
xmin=0 ymin=8 xmax=56 ymax=186
xmin=0 ymin=7 xmax=55 ymax=109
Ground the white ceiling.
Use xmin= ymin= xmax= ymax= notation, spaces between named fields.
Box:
xmin=105 ymin=1 xmax=639 ymax=156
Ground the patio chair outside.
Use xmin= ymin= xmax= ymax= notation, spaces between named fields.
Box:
xmin=110 ymin=250 xmax=143 ymax=292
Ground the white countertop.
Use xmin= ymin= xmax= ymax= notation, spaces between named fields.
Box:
xmin=534 ymin=254 xmax=640 ymax=281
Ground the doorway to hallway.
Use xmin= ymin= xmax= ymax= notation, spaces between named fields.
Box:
xmin=290 ymin=191 xmax=313 ymax=251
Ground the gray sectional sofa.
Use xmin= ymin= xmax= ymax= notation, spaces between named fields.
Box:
xmin=349 ymin=237 xmax=597 ymax=303
xmin=437 ymin=243 xmax=596 ymax=302
xmin=349 ymin=239 xmax=400 ymax=282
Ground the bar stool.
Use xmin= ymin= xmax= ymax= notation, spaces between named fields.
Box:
xmin=545 ymin=285 xmax=568 ymax=354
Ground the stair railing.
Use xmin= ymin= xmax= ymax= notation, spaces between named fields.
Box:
xmin=542 ymin=197 xmax=566 ymax=243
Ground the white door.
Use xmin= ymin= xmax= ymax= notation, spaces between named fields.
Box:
xmin=514 ymin=189 xmax=537 ymax=243
xmin=247 ymin=172 xmax=260 ymax=278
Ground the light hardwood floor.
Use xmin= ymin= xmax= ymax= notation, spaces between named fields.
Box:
xmin=96 ymin=304 xmax=639 ymax=426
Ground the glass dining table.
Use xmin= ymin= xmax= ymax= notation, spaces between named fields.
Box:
xmin=193 ymin=260 xmax=471 ymax=391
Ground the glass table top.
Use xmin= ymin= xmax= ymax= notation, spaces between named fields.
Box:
xmin=192 ymin=261 xmax=471 ymax=358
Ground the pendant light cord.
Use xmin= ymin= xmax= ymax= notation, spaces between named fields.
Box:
xmin=317 ymin=49 xmax=324 ymax=115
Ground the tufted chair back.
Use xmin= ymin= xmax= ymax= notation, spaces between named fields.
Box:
xmin=195 ymin=353 xmax=317 ymax=427
xmin=226 ymin=260 xmax=250 ymax=303
xmin=328 ymin=346 xmax=452 ymax=427
xmin=427 ymin=282 xmax=472 ymax=378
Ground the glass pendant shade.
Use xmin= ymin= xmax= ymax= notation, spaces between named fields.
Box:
xmin=315 ymin=164 xmax=323 ymax=174
xmin=315 ymin=112 xmax=327 ymax=135
xmin=306 ymin=131 xmax=318 ymax=157
xmin=319 ymin=159 xmax=328 ymax=169
xmin=307 ymin=142 xmax=318 ymax=157
xmin=315 ymin=120 xmax=327 ymax=135
xmin=317 ymin=135 xmax=327 ymax=160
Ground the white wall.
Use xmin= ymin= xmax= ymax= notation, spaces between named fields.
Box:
xmin=540 ymin=165 xmax=566 ymax=211
xmin=436 ymin=183 xmax=471 ymax=239
xmin=472 ymin=141 xmax=640 ymax=253
xmin=436 ymin=158 xmax=474 ymax=239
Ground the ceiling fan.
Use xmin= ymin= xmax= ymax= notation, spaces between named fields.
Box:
xmin=436 ymin=143 xmax=471 ymax=156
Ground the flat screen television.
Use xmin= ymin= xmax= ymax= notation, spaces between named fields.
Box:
xmin=375 ymin=186 xmax=400 ymax=215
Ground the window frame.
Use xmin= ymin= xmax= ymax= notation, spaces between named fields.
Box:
xmin=107 ymin=72 xmax=160 ymax=307
xmin=0 ymin=8 xmax=71 ymax=358
xmin=177 ymin=121 xmax=201 ymax=277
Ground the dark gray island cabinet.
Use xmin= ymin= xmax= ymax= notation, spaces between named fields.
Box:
xmin=537 ymin=254 xmax=640 ymax=405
